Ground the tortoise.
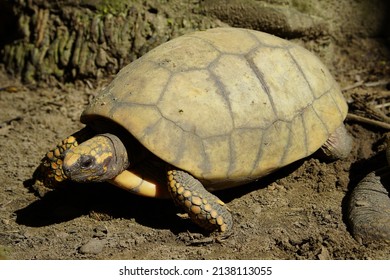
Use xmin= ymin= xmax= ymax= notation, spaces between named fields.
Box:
xmin=348 ymin=137 xmax=390 ymax=244
xmin=42 ymin=27 xmax=353 ymax=235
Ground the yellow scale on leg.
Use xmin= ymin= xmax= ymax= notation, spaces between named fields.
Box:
xmin=167 ymin=170 xmax=232 ymax=234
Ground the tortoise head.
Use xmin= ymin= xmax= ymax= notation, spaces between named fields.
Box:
xmin=62 ymin=133 xmax=129 ymax=182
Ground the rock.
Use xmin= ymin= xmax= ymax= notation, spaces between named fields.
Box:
xmin=79 ymin=238 xmax=106 ymax=254
xmin=93 ymin=225 xmax=108 ymax=238
xmin=318 ymin=246 xmax=331 ymax=260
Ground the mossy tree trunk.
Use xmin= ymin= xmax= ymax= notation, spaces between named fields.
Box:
xmin=1 ymin=0 xmax=387 ymax=84
xmin=0 ymin=0 xmax=222 ymax=83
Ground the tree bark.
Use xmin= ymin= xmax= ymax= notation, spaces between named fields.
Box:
xmin=0 ymin=0 xmax=222 ymax=83
xmin=1 ymin=0 xmax=387 ymax=84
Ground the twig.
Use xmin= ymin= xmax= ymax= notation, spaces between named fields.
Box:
xmin=375 ymin=102 xmax=390 ymax=109
xmin=342 ymin=81 xmax=364 ymax=91
xmin=366 ymin=105 xmax=390 ymax=124
xmin=0 ymin=116 xmax=23 ymax=128
xmin=377 ymin=91 xmax=390 ymax=98
xmin=342 ymin=80 xmax=390 ymax=91
xmin=351 ymin=98 xmax=390 ymax=124
xmin=346 ymin=113 xmax=390 ymax=130
xmin=364 ymin=80 xmax=390 ymax=87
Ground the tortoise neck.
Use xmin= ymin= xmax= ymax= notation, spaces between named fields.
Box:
xmin=99 ymin=133 xmax=130 ymax=175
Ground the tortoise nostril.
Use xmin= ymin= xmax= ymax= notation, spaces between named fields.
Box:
xmin=62 ymin=165 xmax=71 ymax=177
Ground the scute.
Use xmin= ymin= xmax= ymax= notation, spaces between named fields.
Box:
xmin=211 ymin=54 xmax=276 ymax=129
xmin=82 ymin=27 xmax=348 ymax=188
xmin=187 ymin=27 xmax=259 ymax=54
xmin=157 ymin=70 xmax=234 ymax=138
xmin=248 ymin=46 xmax=314 ymax=122
xmin=140 ymin=35 xmax=220 ymax=72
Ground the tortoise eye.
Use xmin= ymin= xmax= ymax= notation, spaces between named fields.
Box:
xmin=80 ymin=156 xmax=94 ymax=169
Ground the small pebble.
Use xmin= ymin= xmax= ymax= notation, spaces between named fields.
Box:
xmin=79 ymin=238 xmax=106 ymax=255
xmin=318 ymin=246 xmax=331 ymax=260
xmin=56 ymin=231 xmax=69 ymax=239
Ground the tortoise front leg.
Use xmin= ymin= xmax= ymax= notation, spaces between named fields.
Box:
xmin=110 ymin=170 xmax=169 ymax=198
xmin=167 ymin=170 xmax=233 ymax=234
xmin=39 ymin=127 xmax=94 ymax=186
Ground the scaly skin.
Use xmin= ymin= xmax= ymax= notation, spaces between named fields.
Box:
xmin=44 ymin=135 xmax=78 ymax=182
xmin=167 ymin=170 xmax=233 ymax=234
xmin=40 ymin=127 xmax=93 ymax=187
xmin=348 ymin=138 xmax=390 ymax=244
xmin=348 ymin=169 xmax=390 ymax=244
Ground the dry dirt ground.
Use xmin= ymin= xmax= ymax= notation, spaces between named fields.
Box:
xmin=1 ymin=36 xmax=390 ymax=260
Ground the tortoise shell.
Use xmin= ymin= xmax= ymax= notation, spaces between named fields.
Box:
xmin=81 ymin=27 xmax=347 ymax=190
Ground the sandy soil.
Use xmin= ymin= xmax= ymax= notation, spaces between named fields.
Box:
xmin=0 ymin=36 xmax=390 ymax=260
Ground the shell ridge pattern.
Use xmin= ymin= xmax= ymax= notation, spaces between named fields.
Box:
xmin=244 ymin=52 xmax=278 ymax=119
xmin=108 ymin=101 xmax=192 ymax=146
xmin=227 ymin=136 xmax=235 ymax=179
xmin=86 ymin=81 xmax=118 ymax=121
xmin=186 ymin=29 xmax=262 ymax=57
xmin=130 ymin=104 xmax=209 ymax=174
xmin=301 ymin=105 xmax=328 ymax=154
xmin=186 ymin=33 xmax=250 ymax=53
xmin=322 ymin=84 xmax=345 ymax=120
xmin=256 ymin=120 xmax=291 ymax=173
xmin=139 ymin=61 xmax=214 ymax=174
xmin=299 ymin=114 xmax=309 ymax=157
xmin=154 ymin=107 xmax=194 ymax=134
xmin=106 ymin=96 xmax=118 ymax=120
xmin=300 ymin=85 xmax=344 ymax=134
xmin=245 ymin=29 xmax=289 ymax=50
xmin=146 ymin=38 xmax=234 ymax=176
xmin=150 ymin=59 xmax=219 ymax=77
xmin=152 ymin=63 xmax=210 ymax=74
xmin=229 ymin=127 xmax=264 ymax=179
xmin=310 ymin=86 xmax=345 ymax=137
xmin=242 ymin=29 xmax=263 ymax=44
xmin=249 ymin=128 xmax=266 ymax=177
xmin=155 ymin=58 xmax=234 ymax=140
xmin=310 ymin=100 xmax=330 ymax=136
xmin=287 ymin=48 xmax=316 ymax=99
xmin=184 ymin=34 xmax=222 ymax=53
xmin=156 ymin=95 xmax=228 ymax=139
xmin=208 ymin=57 xmax=236 ymax=129
xmin=153 ymin=71 xmax=212 ymax=139
xmin=278 ymin=121 xmax=294 ymax=166
xmin=250 ymin=121 xmax=278 ymax=176
xmin=199 ymin=135 xmax=232 ymax=180
xmin=154 ymin=69 xmax=174 ymax=105
xmin=169 ymin=126 xmax=187 ymax=166
xmin=287 ymin=47 xmax=343 ymax=134
xmin=248 ymin=114 xmax=306 ymax=176
xmin=137 ymin=112 xmax=164 ymax=142
xmin=101 ymin=57 xmax=173 ymax=124
xmin=292 ymin=98 xmax=331 ymax=153
xmin=311 ymin=94 xmax=333 ymax=136
xmin=199 ymin=138 xmax=212 ymax=179
xmin=108 ymin=102 xmax=164 ymax=135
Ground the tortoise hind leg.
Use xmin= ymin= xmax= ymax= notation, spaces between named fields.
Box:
xmin=167 ymin=170 xmax=233 ymax=235
xmin=320 ymin=124 xmax=352 ymax=160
